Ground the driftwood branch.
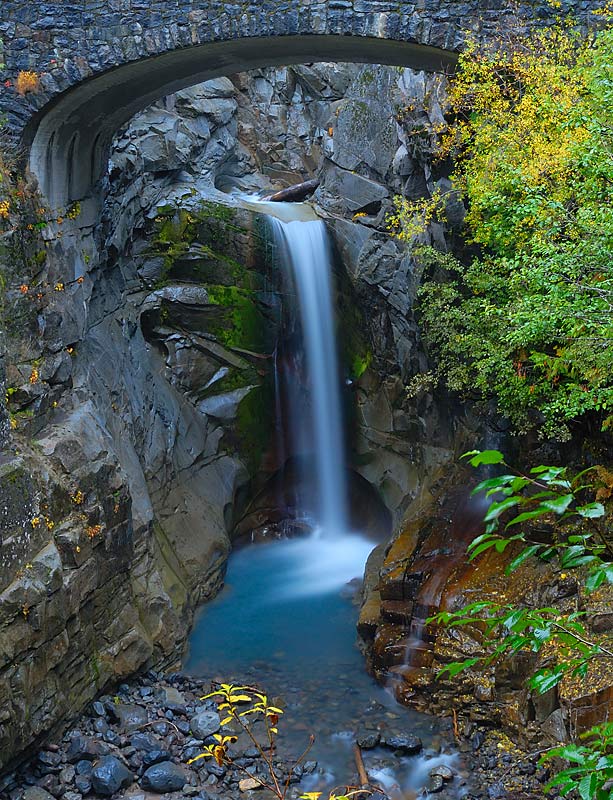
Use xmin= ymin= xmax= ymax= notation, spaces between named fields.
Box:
xmin=264 ymin=178 xmax=320 ymax=203
xmin=353 ymin=743 xmax=369 ymax=787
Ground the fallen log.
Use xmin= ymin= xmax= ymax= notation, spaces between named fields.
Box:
xmin=264 ymin=178 xmax=320 ymax=203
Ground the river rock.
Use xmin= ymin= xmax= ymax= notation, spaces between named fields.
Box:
xmin=383 ymin=734 xmax=422 ymax=754
xmin=357 ymin=730 xmax=380 ymax=749
xmin=190 ymin=710 xmax=221 ymax=739
xmin=141 ymin=761 xmax=187 ymax=792
xmin=431 ymin=764 xmax=454 ymax=781
xmin=90 ymin=756 xmax=133 ymax=796
xmin=131 ymin=732 xmax=160 ymax=752
xmin=110 ymin=703 xmax=148 ymax=732
xmin=74 ymin=776 xmax=91 ymax=795
xmin=66 ymin=735 xmax=109 ymax=763
xmin=22 ymin=788 xmax=56 ymax=800
xmin=239 ymin=777 xmax=261 ymax=791
xmin=142 ymin=750 xmax=172 ymax=768
xmin=428 ymin=774 xmax=445 ymax=793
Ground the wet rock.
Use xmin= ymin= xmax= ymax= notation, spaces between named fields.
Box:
xmin=131 ymin=733 xmax=160 ymax=752
xmin=59 ymin=766 xmax=75 ymax=785
xmin=110 ymin=703 xmax=148 ymax=732
xmin=357 ymin=730 xmax=380 ymax=749
xmin=382 ymin=734 xmax=422 ymax=754
xmin=142 ymin=750 xmax=172 ymax=768
xmin=37 ymin=751 xmax=62 ymax=769
xmin=74 ymin=776 xmax=91 ymax=795
xmin=471 ymin=731 xmax=485 ymax=751
xmin=428 ymin=774 xmax=445 ymax=793
xmin=190 ymin=711 xmax=221 ymax=739
xmin=92 ymin=701 xmax=106 ymax=717
xmin=141 ymin=761 xmax=187 ymax=793
xmin=22 ymin=789 xmax=56 ymax=800
xmin=66 ymin=735 xmax=109 ymax=763
xmin=151 ymin=721 xmax=170 ymax=737
xmin=90 ymin=756 xmax=133 ymax=796
xmin=430 ymin=764 xmax=454 ymax=782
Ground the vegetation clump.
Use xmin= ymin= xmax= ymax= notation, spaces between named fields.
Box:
xmin=433 ymin=450 xmax=613 ymax=799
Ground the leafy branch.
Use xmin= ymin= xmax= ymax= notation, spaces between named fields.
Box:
xmin=430 ymin=450 xmax=613 ymax=799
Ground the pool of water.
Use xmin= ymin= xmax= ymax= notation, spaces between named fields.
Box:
xmin=184 ymin=531 xmax=467 ymax=798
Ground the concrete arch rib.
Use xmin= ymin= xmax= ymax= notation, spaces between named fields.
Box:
xmin=25 ymin=35 xmax=457 ymax=209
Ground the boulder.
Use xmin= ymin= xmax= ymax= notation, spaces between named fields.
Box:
xmin=66 ymin=735 xmax=109 ymax=763
xmin=90 ymin=756 xmax=133 ymax=796
xmin=141 ymin=761 xmax=187 ymax=793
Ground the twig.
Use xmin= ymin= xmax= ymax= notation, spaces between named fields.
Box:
xmin=452 ymin=709 xmax=460 ymax=740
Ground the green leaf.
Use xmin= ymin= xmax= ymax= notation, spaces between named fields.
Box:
xmin=578 ymin=773 xmax=598 ymax=800
xmin=438 ymin=658 xmax=479 ymax=679
xmin=472 ymin=475 xmax=516 ymax=495
xmin=462 ymin=449 xmax=505 ymax=466
xmin=506 ymin=509 xmax=550 ymax=527
xmin=484 ymin=497 xmax=521 ymax=522
xmin=529 ymin=667 xmax=566 ymax=695
xmin=542 ymin=494 xmax=574 ymax=514
xmin=576 ymin=502 xmax=605 ymax=519
xmin=506 ymin=544 xmax=542 ymax=572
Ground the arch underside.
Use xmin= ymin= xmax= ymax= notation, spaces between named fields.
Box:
xmin=26 ymin=35 xmax=457 ymax=209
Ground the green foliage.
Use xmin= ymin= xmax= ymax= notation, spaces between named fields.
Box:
xmin=393 ymin=20 xmax=613 ymax=439
xmin=431 ymin=450 xmax=613 ymax=799
xmin=542 ymin=724 xmax=613 ymax=800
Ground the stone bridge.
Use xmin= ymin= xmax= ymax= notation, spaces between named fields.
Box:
xmin=0 ymin=0 xmax=602 ymax=209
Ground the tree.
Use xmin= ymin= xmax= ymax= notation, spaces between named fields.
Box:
xmin=392 ymin=12 xmax=613 ymax=440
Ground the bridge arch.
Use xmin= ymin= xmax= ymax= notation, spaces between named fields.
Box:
xmin=25 ymin=35 xmax=455 ymax=209
xmin=0 ymin=0 xmax=599 ymax=209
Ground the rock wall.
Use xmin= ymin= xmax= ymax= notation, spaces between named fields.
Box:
xmin=0 ymin=58 xmax=481 ymax=769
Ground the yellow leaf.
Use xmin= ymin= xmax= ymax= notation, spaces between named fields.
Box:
xmin=186 ymin=753 xmax=210 ymax=764
xmin=228 ymin=694 xmax=252 ymax=703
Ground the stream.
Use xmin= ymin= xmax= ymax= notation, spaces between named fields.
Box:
xmin=184 ymin=200 xmax=468 ymax=798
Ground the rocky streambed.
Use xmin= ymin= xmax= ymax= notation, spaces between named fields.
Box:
xmin=0 ymin=667 xmax=551 ymax=800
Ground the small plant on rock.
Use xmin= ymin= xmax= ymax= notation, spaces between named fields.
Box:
xmin=188 ymin=683 xmax=376 ymax=800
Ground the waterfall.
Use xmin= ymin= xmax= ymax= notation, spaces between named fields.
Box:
xmin=268 ymin=211 xmax=349 ymax=537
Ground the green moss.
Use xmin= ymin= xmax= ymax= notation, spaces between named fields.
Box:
xmin=206 ymin=284 xmax=267 ymax=351
xmin=149 ymin=200 xmax=250 ymax=286
xmin=235 ymin=384 xmax=273 ymax=476
xmin=89 ymin=652 xmax=101 ymax=684
xmin=351 ymin=350 xmax=373 ymax=380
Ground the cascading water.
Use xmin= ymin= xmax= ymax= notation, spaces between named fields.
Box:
xmin=185 ymin=199 xmax=466 ymax=798
xmin=268 ymin=215 xmax=349 ymax=536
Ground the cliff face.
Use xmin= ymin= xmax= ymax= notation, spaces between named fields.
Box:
xmin=0 ymin=62 xmax=467 ymax=767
